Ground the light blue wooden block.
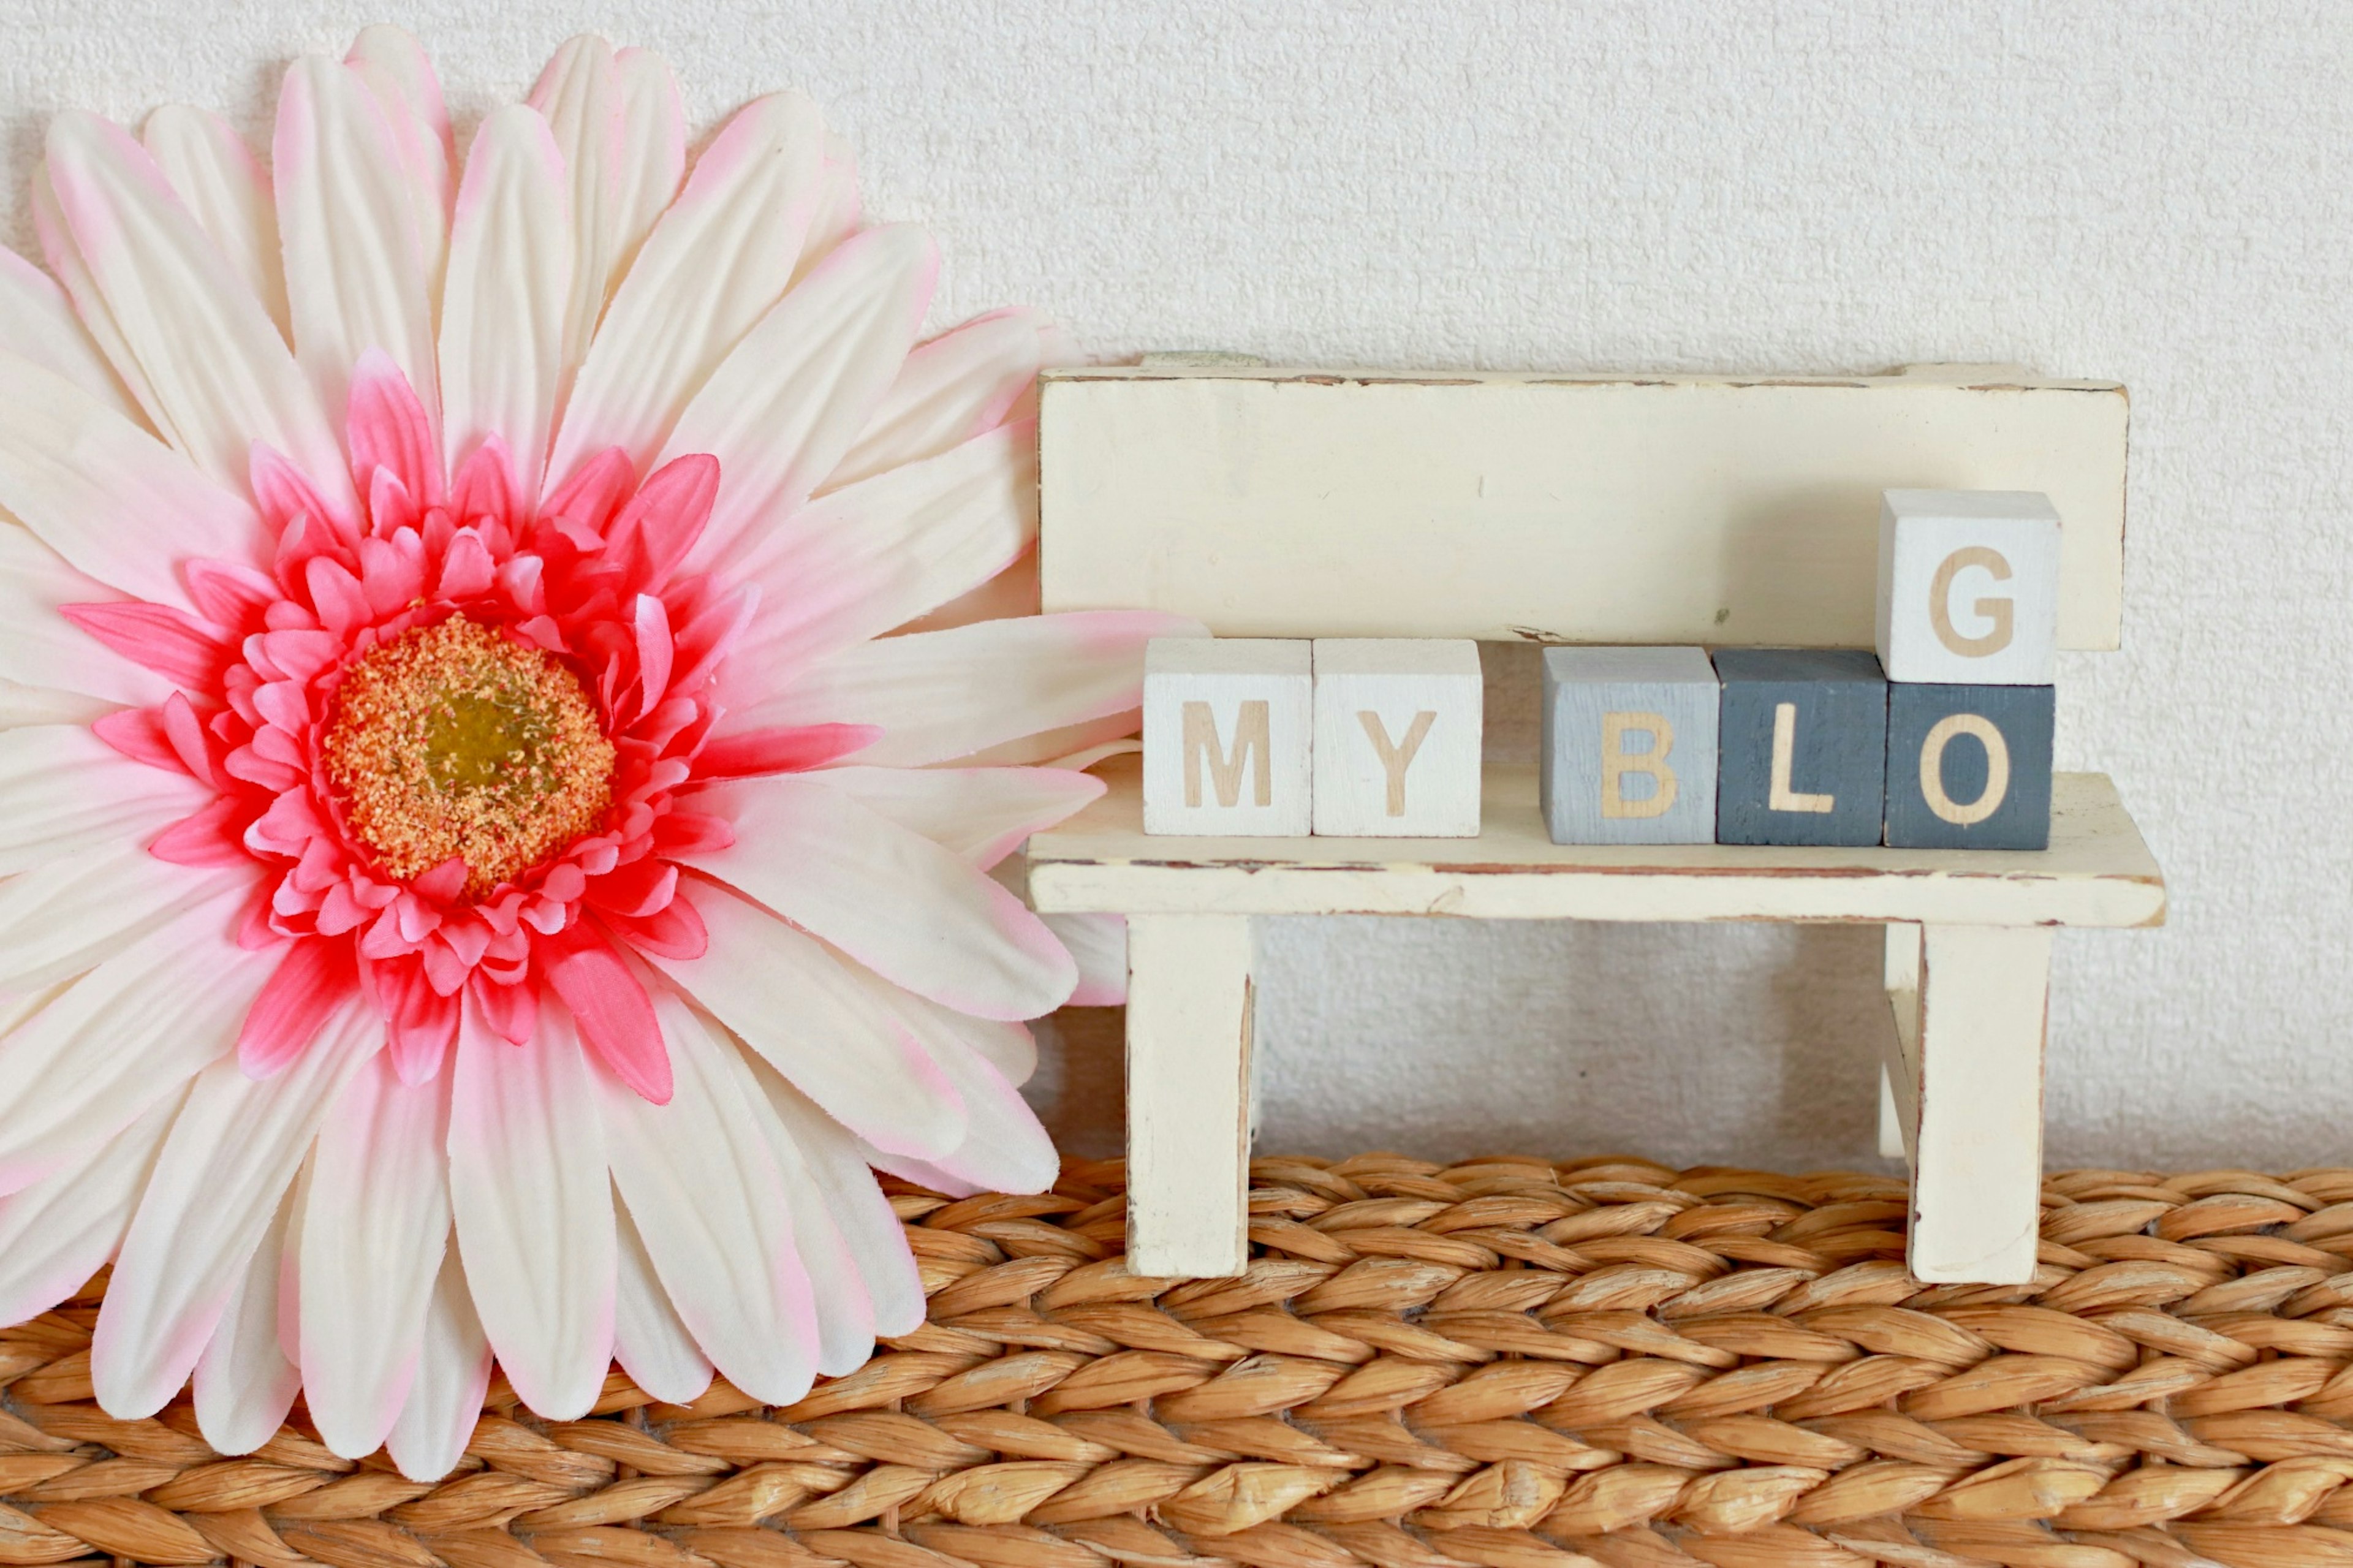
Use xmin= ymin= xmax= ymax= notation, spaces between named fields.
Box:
xmin=1540 ymin=647 xmax=1721 ymax=844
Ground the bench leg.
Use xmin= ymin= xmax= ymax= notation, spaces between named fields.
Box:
xmin=1124 ymin=914 xmax=1254 ymax=1277
xmin=1884 ymin=922 xmax=2052 ymax=1284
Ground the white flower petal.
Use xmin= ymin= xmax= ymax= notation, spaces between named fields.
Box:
xmin=609 ymin=50 xmax=685 ymax=285
xmin=0 ymin=724 xmax=211 ymax=877
xmin=828 ymin=309 xmax=1046 ymax=490
xmin=647 ymin=880 xmax=965 ymax=1161
xmin=667 ymin=222 xmax=934 ymax=578
xmin=792 ymin=133 xmax=862 ymax=286
xmin=275 ymin=55 xmax=439 ymax=431
xmin=745 ymin=1058 xmax=925 ymax=1340
xmin=439 ymin=105 xmax=570 ymax=498
xmin=0 ymin=836 xmax=235 ymax=992
xmin=612 ymin=1203 xmax=711 ymax=1404
xmin=192 ymin=1184 xmax=300 ymax=1455
xmin=717 ymin=421 xmax=1035 ymax=687
xmin=0 ymin=1092 xmax=178 ymax=1326
xmin=31 ymin=170 xmax=163 ymax=432
xmin=142 ymin=105 xmax=288 ymax=341
xmin=343 ymin=25 xmax=453 ymax=297
xmin=0 ymin=524 xmax=176 ymax=706
xmin=601 ymin=984 xmax=817 ymax=1404
xmin=545 ymin=91 xmax=825 ymax=488
xmin=1042 ymin=912 xmax=1128 ymax=1010
xmin=385 ymin=1239 xmax=493 ymax=1483
xmin=759 ymin=1130 xmax=873 ymax=1376
xmin=300 ymin=1054 xmax=452 ymax=1460
xmin=527 ymin=36 xmax=620 ymax=380
xmin=0 ymin=879 xmax=259 ymax=1196
xmin=854 ymin=972 xmax=1058 ymax=1195
xmin=0 ymin=351 xmax=268 ymax=607
xmin=898 ymin=549 xmax=1042 ymax=637
xmin=815 ymin=763 xmax=1101 ymax=871
xmin=91 ymin=1001 xmax=377 ymax=1417
xmin=42 ymin=110 xmax=352 ymax=517
xmin=0 ymin=680 xmax=113 ymax=730
xmin=0 ymin=245 xmax=142 ymax=418
xmin=734 ymin=611 xmax=1195 ymax=768
xmin=448 ymin=999 xmax=613 ymax=1421
xmin=683 ymin=774 xmax=1075 ymax=1022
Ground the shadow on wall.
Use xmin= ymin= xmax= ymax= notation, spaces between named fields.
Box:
xmin=1025 ymin=919 xmax=1893 ymax=1169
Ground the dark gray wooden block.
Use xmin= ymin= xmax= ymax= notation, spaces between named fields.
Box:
xmin=1884 ymin=683 xmax=2055 ymax=850
xmin=1714 ymin=648 xmax=1889 ymax=847
xmin=1540 ymin=646 xmax=1719 ymax=844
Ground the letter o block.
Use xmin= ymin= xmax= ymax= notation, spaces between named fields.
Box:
xmin=1884 ymin=682 xmax=2055 ymax=849
xmin=1312 ymin=639 xmax=1483 ymax=837
xmin=1540 ymin=646 xmax=1719 ymax=844
xmin=1876 ymin=490 xmax=2062 ymax=686
xmin=1143 ymin=637 xmax=1313 ymax=836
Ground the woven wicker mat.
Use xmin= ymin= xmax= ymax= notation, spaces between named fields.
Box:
xmin=10 ymin=1155 xmax=2353 ymax=1568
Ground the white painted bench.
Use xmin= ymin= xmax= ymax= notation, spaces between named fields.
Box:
xmin=1026 ymin=362 xmax=2165 ymax=1286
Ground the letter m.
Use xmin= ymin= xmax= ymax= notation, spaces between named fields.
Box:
xmin=1183 ymin=700 xmax=1271 ymax=808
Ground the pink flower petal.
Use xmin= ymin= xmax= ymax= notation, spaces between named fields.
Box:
xmin=607 ymin=452 xmax=717 ymax=588
xmin=61 ymin=600 xmax=232 ymax=691
xmin=692 ymin=722 xmax=880 ymax=781
xmin=238 ymin=937 xmax=360 ymax=1078
xmin=536 ymin=925 xmax=671 ymax=1104
xmin=150 ymin=798 xmax=252 ymax=868
xmin=346 ymin=349 xmax=444 ymax=510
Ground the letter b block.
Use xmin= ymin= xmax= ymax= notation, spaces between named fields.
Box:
xmin=1143 ymin=637 xmax=1312 ymax=835
xmin=1885 ymin=683 xmax=2055 ymax=849
xmin=1312 ymin=639 xmax=1482 ymax=836
xmin=1876 ymin=489 xmax=2061 ymax=685
xmin=1715 ymin=648 xmax=1889 ymax=847
xmin=1540 ymin=646 xmax=1719 ymax=844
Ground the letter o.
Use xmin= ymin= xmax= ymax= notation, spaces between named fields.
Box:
xmin=1920 ymin=713 xmax=2010 ymax=826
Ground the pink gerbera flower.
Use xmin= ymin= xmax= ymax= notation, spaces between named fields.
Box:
xmin=0 ymin=29 xmax=1179 ymax=1478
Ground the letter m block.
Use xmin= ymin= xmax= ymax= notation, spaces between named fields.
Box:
xmin=1143 ymin=638 xmax=1313 ymax=835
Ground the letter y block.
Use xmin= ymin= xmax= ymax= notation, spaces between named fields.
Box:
xmin=1143 ymin=637 xmax=1313 ymax=835
xmin=1312 ymin=639 xmax=1483 ymax=836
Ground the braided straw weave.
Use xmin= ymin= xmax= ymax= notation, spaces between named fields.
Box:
xmin=14 ymin=1157 xmax=2353 ymax=1568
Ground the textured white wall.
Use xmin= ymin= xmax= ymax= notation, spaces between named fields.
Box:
xmin=3 ymin=0 xmax=2347 ymax=1170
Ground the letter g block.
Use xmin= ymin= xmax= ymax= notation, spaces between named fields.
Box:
xmin=1143 ymin=637 xmax=1313 ymax=835
xmin=1875 ymin=489 xmax=2062 ymax=685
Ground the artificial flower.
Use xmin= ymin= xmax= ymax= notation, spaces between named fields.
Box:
xmin=0 ymin=28 xmax=1180 ymax=1479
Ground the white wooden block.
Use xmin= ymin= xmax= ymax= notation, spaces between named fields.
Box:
xmin=1041 ymin=368 xmax=2128 ymax=650
xmin=1311 ymin=639 xmax=1483 ymax=837
xmin=1143 ymin=638 xmax=1311 ymax=836
xmin=1875 ymin=490 xmax=2063 ymax=685
xmin=1125 ymin=914 xmax=1253 ymax=1276
xmin=1901 ymin=923 xmax=2052 ymax=1284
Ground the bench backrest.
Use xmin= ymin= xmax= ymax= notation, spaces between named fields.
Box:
xmin=1037 ymin=364 xmax=2128 ymax=651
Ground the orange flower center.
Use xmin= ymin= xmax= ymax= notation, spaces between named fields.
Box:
xmin=324 ymin=617 xmax=616 ymax=898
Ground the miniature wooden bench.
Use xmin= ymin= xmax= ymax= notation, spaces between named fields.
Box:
xmin=1026 ymin=361 xmax=2165 ymax=1286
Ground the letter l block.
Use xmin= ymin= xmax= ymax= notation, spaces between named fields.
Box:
xmin=1876 ymin=489 xmax=2061 ymax=685
xmin=1540 ymin=646 xmax=1719 ymax=844
xmin=1715 ymin=648 xmax=1889 ymax=847
xmin=1312 ymin=639 xmax=1483 ymax=836
xmin=1143 ymin=637 xmax=1312 ymax=835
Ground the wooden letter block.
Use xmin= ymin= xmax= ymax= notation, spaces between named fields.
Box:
xmin=1884 ymin=683 xmax=2055 ymax=850
xmin=1714 ymin=648 xmax=1888 ymax=847
xmin=1311 ymin=639 xmax=1482 ymax=837
xmin=1540 ymin=646 xmax=1719 ymax=844
xmin=1876 ymin=490 xmax=2062 ymax=685
xmin=1143 ymin=638 xmax=1311 ymax=836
